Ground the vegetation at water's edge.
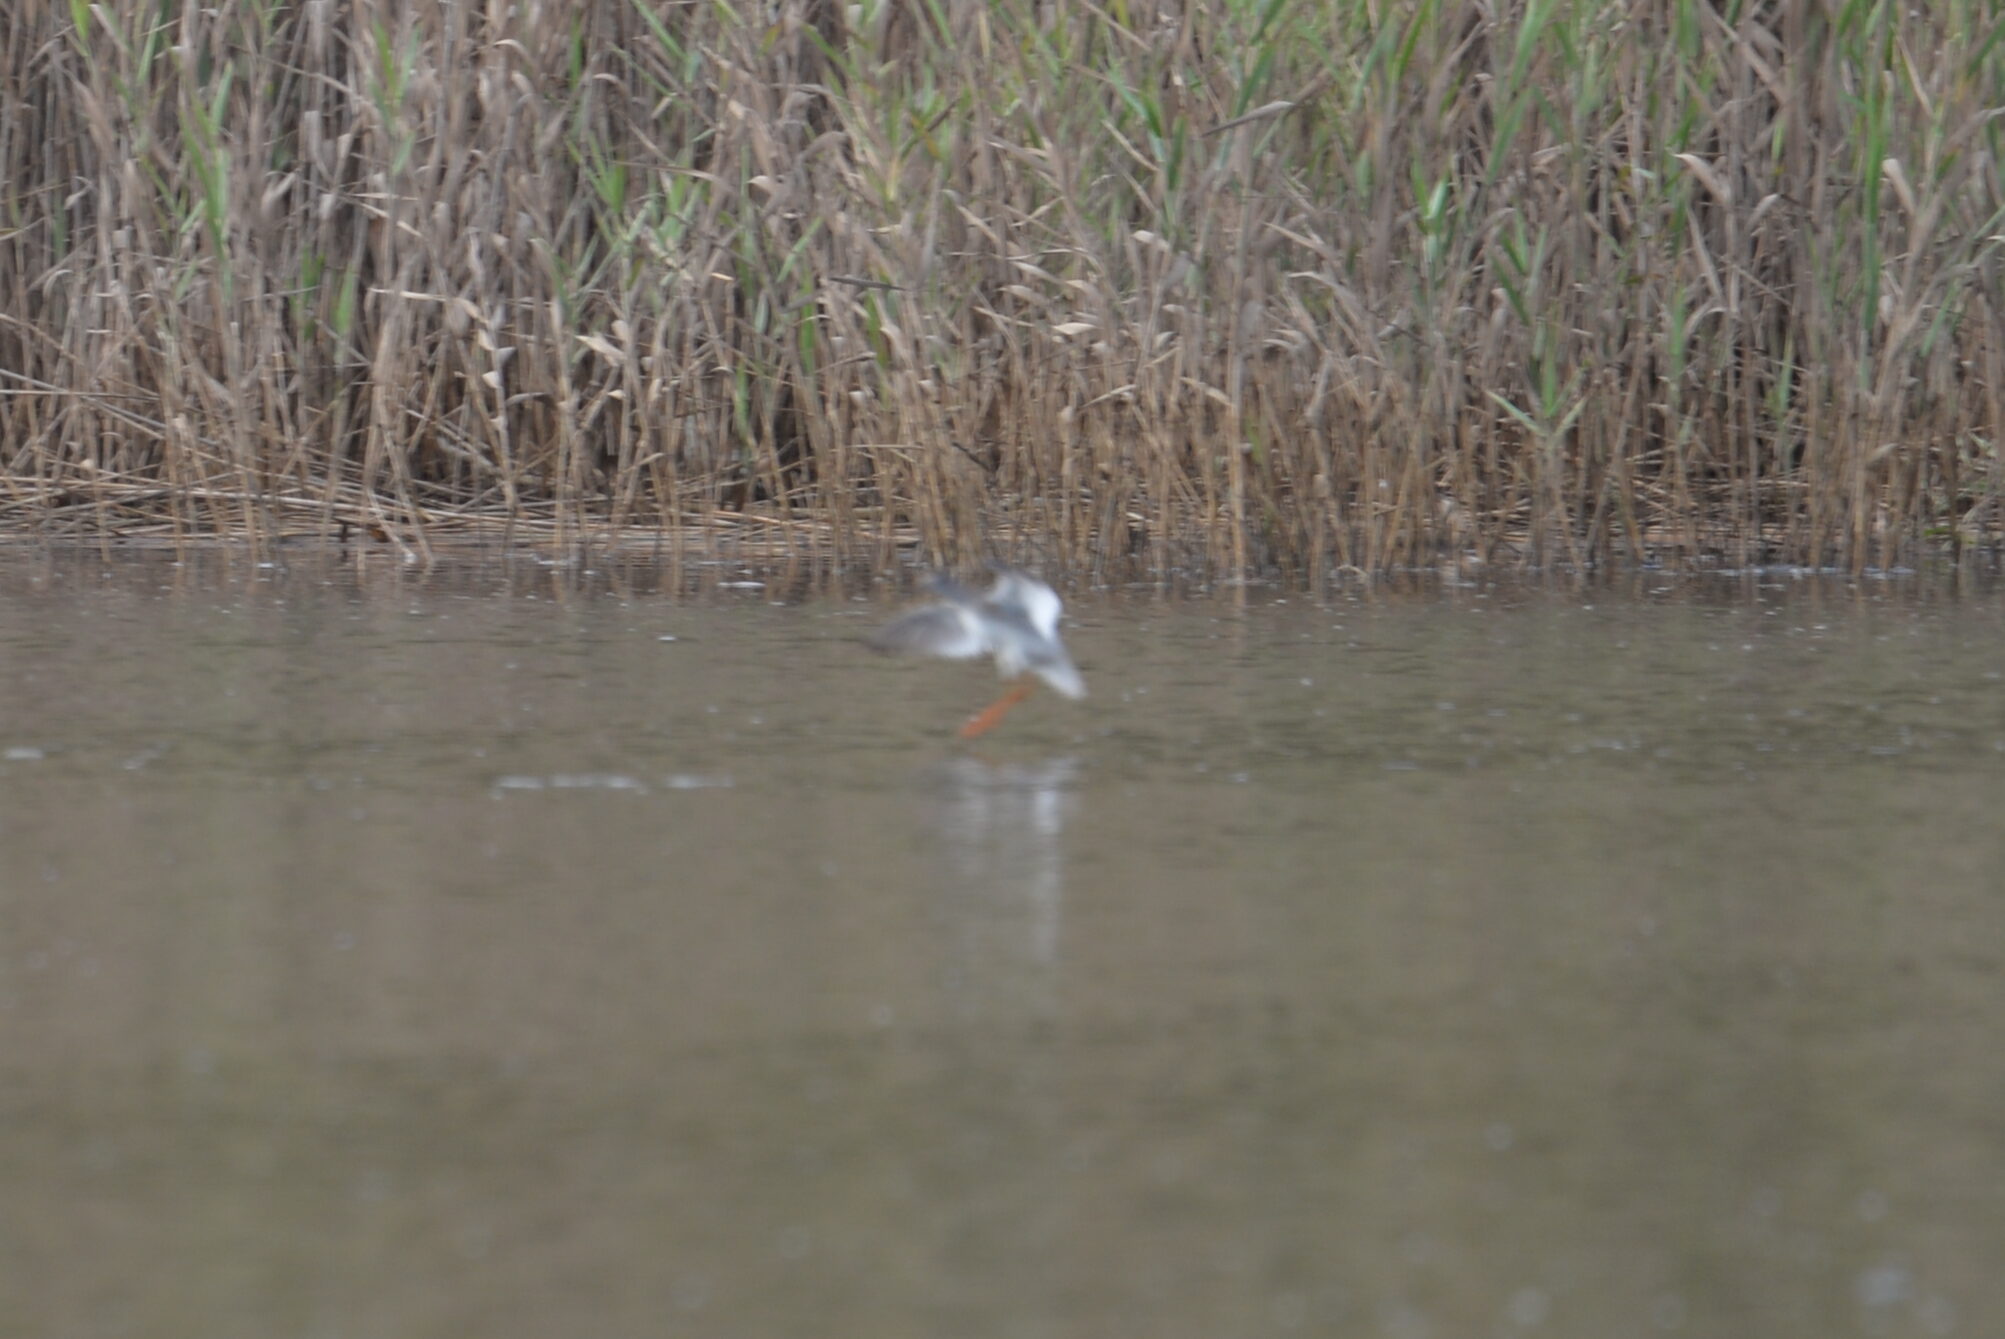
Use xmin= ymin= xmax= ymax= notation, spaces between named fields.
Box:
xmin=4 ymin=0 xmax=2005 ymax=574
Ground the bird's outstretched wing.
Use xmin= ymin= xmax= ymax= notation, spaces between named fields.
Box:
xmin=868 ymin=603 xmax=990 ymax=659
xmin=988 ymin=569 xmax=1064 ymax=640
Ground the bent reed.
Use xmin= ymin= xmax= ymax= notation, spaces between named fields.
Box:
xmin=3 ymin=0 xmax=2003 ymax=574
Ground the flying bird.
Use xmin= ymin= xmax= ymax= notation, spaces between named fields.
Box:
xmin=870 ymin=569 xmax=1085 ymax=738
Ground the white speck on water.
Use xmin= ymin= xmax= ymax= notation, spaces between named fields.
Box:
xmin=4 ymin=746 xmax=44 ymax=761
xmin=1507 ymin=1286 xmax=1550 ymax=1327
xmin=663 ymin=774 xmax=733 ymax=790
xmin=350 ymin=1168 xmax=393 ymax=1204
xmin=720 ymin=580 xmax=765 ymax=589
xmin=1650 ymin=1292 xmax=1687 ymax=1329
xmin=1855 ymin=1263 xmax=1912 ymax=1308
xmin=1378 ymin=1301 xmax=1431 ymax=1338
xmin=658 ymin=634 xmax=679 ymax=641
xmin=1270 ymin=1291 xmax=1309 ymax=1328
xmin=549 ymin=774 xmax=646 ymax=792
xmin=672 ymin=1273 xmax=712 ymax=1312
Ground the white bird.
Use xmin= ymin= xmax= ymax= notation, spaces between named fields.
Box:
xmin=870 ymin=569 xmax=1085 ymax=738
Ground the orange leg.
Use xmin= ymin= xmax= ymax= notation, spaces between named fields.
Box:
xmin=958 ymin=680 xmax=1036 ymax=739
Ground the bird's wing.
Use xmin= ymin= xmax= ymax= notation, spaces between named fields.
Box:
xmin=1025 ymin=645 xmax=1086 ymax=699
xmin=990 ymin=570 xmax=1064 ymax=638
xmin=1020 ymin=582 xmax=1064 ymax=639
xmin=868 ymin=603 xmax=990 ymax=659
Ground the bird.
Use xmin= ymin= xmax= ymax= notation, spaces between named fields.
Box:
xmin=869 ymin=568 xmax=1085 ymax=738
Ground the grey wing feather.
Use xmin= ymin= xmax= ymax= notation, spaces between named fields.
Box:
xmin=869 ymin=604 xmax=989 ymax=659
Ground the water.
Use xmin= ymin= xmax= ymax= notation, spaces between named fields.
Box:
xmin=4 ymin=550 xmax=2002 ymax=1338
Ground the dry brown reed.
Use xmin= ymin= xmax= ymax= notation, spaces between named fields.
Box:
xmin=3 ymin=0 xmax=2004 ymax=575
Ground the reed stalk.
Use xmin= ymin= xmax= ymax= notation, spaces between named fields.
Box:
xmin=4 ymin=0 xmax=2004 ymax=574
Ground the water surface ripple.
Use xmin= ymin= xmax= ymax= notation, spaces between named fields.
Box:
xmin=3 ymin=551 xmax=2001 ymax=1339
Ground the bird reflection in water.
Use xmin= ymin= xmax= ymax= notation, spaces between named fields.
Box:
xmin=926 ymin=755 xmax=1079 ymax=1024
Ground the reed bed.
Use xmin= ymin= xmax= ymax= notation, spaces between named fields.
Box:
xmin=4 ymin=0 xmax=2004 ymax=575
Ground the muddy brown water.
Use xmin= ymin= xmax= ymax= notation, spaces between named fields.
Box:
xmin=4 ymin=550 xmax=2002 ymax=1338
